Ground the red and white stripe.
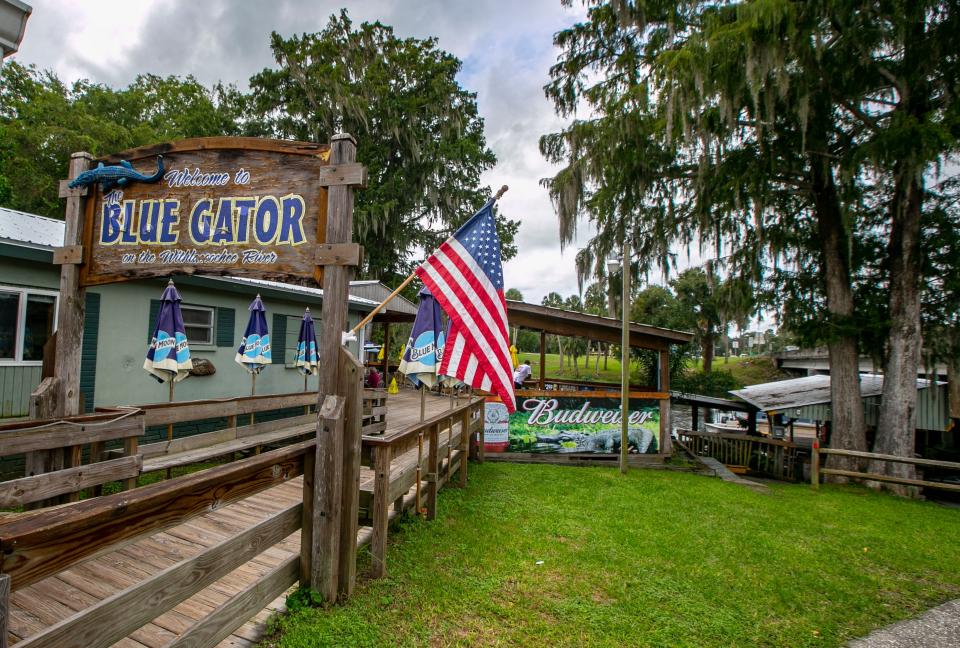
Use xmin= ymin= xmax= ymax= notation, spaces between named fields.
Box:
xmin=416 ymin=238 xmax=516 ymax=411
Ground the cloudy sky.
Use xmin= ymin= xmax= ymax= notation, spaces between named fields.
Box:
xmin=10 ymin=0 xmax=715 ymax=308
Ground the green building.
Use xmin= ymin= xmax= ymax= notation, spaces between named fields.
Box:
xmin=0 ymin=206 xmax=385 ymax=417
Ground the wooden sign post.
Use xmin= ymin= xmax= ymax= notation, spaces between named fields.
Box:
xmin=29 ymin=136 xmax=367 ymax=603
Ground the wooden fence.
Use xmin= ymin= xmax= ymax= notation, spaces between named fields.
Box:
xmin=361 ymin=397 xmax=483 ymax=577
xmin=0 ymin=358 xmax=485 ymax=646
xmin=811 ymin=446 xmax=960 ymax=492
xmin=0 ymin=409 xmax=145 ymax=507
xmin=677 ymin=429 xmax=804 ymax=481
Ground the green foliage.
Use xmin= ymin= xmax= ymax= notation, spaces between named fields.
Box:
xmin=268 ymin=462 xmax=960 ymax=647
xmin=0 ymin=61 xmax=243 ymax=218
xmin=672 ymin=368 xmax=742 ymax=399
xmin=248 ymin=11 xmax=516 ymax=283
xmin=285 ymin=586 xmax=325 ymax=613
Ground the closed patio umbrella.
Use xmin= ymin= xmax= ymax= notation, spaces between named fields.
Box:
xmin=236 ymin=294 xmax=272 ymax=397
xmin=295 ymin=307 xmax=318 ymax=390
xmin=143 ymin=278 xmax=193 ymax=463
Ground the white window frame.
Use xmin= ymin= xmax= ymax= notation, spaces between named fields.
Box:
xmin=180 ymin=304 xmax=215 ymax=346
xmin=0 ymin=284 xmax=59 ymax=366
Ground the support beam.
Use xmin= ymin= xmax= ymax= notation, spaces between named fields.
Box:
xmin=313 ymin=132 xmax=358 ymax=603
xmin=539 ymin=330 xmax=546 ymax=390
xmin=659 ymin=349 xmax=672 ymax=455
xmin=52 ymin=152 xmax=93 ymax=417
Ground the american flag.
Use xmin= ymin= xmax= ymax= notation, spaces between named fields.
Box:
xmin=415 ymin=199 xmax=516 ymax=412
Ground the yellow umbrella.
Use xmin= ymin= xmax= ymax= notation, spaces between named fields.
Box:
xmin=510 ymin=344 xmax=519 ymax=369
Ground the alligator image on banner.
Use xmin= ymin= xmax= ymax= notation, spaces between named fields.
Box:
xmin=68 ymin=155 xmax=165 ymax=192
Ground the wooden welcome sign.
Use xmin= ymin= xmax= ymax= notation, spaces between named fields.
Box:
xmin=70 ymin=137 xmax=365 ymax=286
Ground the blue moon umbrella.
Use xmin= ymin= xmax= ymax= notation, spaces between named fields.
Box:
xmin=143 ymin=279 xmax=193 ymax=383
xmin=235 ymin=294 xmax=272 ymax=375
xmin=295 ymin=307 xmax=319 ymax=376
xmin=398 ymin=286 xmax=446 ymax=389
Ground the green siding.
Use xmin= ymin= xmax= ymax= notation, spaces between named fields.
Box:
xmin=216 ymin=307 xmax=235 ymax=347
xmin=0 ymin=365 xmax=42 ymax=417
xmin=80 ymin=292 xmax=100 ymax=413
xmin=147 ymin=299 xmax=161 ymax=341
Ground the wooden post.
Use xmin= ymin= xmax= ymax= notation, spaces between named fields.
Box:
xmin=692 ymin=404 xmax=699 ymax=431
xmin=299 ymin=448 xmax=315 ymax=587
xmin=619 ymin=237 xmax=630 ymax=474
xmin=53 ymin=152 xmax=93 ymax=417
xmin=337 ymin=347 xmax=363 ymax=599
xmin=811 ymin=440 xmax=820 ymax=490
xmin=370 ymin=445 xmax=391 ymax=578
xmin=382 ymin=321 xmax=391 ymax=386
xmin=311 ymin=394 xmax=344 ymax=602
xmin=25 ymin=153 xmax=91 ymax=504
xmin=539 ymin=330 xmax=546 ymax=389
xmin=122 ymin=436 xmax=138 ymax=491
xmin=459 ymin=407 xmax=470 ymax=487
xmin=426 ymin=422 xmax=439 ymax=520
xmin=0 ymin=573 xmax=9 ymax=648
xmin=659 ymin=349 xmax=672 ymax=455
xmin=313 ymin=132 xmax=358 ymax=602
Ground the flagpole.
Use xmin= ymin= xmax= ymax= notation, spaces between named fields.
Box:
xmin=349 ymin=185 xmax=509 ymax=336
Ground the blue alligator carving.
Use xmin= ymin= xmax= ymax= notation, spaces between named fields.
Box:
xmin=68 ymin=155 xmax=165 ymax=192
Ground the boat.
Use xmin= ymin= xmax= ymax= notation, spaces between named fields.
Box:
xmin=703 ymin=412 xmax=818 ymax=441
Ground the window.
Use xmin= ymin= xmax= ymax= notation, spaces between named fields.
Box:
xmin=0 ymin=286 xmax=58 ymax=364
xmin=181 ymin=305 xmax=214 ymax=345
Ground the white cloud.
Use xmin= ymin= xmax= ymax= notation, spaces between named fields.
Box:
xmin=13 ymin=0 xmax=592 ymax=305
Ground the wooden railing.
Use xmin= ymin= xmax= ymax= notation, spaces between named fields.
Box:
xmin=0 ymin=409 xmax=145 ymax=507
xmin=812 ymin=446 xmax=960 ymax=492
xmin=677 ymin=429 xmax=804 ymax=481
xmin=360 ymin=396 xmax=483 ymax=577
xmin=0 ymin=357 xmax=485 ymax=646
xmin=0 ymin=348 xmax=367 ymax=647
xmin=0 ymin=441 xmax=311 ymax=648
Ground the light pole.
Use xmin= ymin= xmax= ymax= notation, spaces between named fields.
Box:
xmin=0 ymin=0 xmax=31 ymax=59
xmin=608 ymin=241 xmax=630 ymax=475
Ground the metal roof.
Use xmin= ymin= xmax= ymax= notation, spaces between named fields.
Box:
xmin=505 ymin=300 xmax=693 ymax=351
xmin=0 ymin=207 xmax=64 ymax=249
xmin=348 ymin=281 xmax=417 ymax=316
xmin=731 ymin=374 xmax=942 ymax=412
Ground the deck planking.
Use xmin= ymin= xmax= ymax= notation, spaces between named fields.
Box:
xmin=4 ymin=388 xmax=466 ymax=648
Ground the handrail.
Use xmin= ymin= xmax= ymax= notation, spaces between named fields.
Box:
xmin=680 ymin=429 xmax=801 ymax=449
xmin=0 ymin=440 xmax=313 ymax=591
xmin=362 ymin=396 xmax=483 ymax=447
xmin=812 ymin=446 xmax=960 ymax=492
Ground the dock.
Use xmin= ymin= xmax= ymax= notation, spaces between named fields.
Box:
xmin=0 ymin=387 xmax=482 ymax=648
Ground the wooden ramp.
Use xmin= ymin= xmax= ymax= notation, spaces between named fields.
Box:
xmin=2 ymin=388 xmax=476 ymax=648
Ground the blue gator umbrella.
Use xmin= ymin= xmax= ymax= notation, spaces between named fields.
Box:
xmin=398 ymin=286 xmax=446 ymax=388
xmin=235 ymin=294 xmax=272 ymax=374
xmin=143 ymin=279 xmax=193 ymax=382
xmin=295 ymin=307 xmax=319 ymax=376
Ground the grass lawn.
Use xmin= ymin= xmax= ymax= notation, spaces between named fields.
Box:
xmin=523 ymin=352 xmax=788 ymax=388
xmin=263 ymin=463 xmax=960 ymax=647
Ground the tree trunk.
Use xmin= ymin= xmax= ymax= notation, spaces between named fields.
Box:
xmin=603 ymin=343 xmax=609 ymax=370
xmin=948 ymin=351 xmax=960 ymax=450
xmin=810 ymin=137 xmax=869 ymax=474
xmin=873 ymin=171 xmax=923 ymax=493
xmin=557 ymin=336 xmax=565 ymax=372
xmin=702 ymin=331 xmax=715 ymax=374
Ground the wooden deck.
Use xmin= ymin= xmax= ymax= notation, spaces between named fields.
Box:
xmin=4 ymin=388 xmax=468 ymax=648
